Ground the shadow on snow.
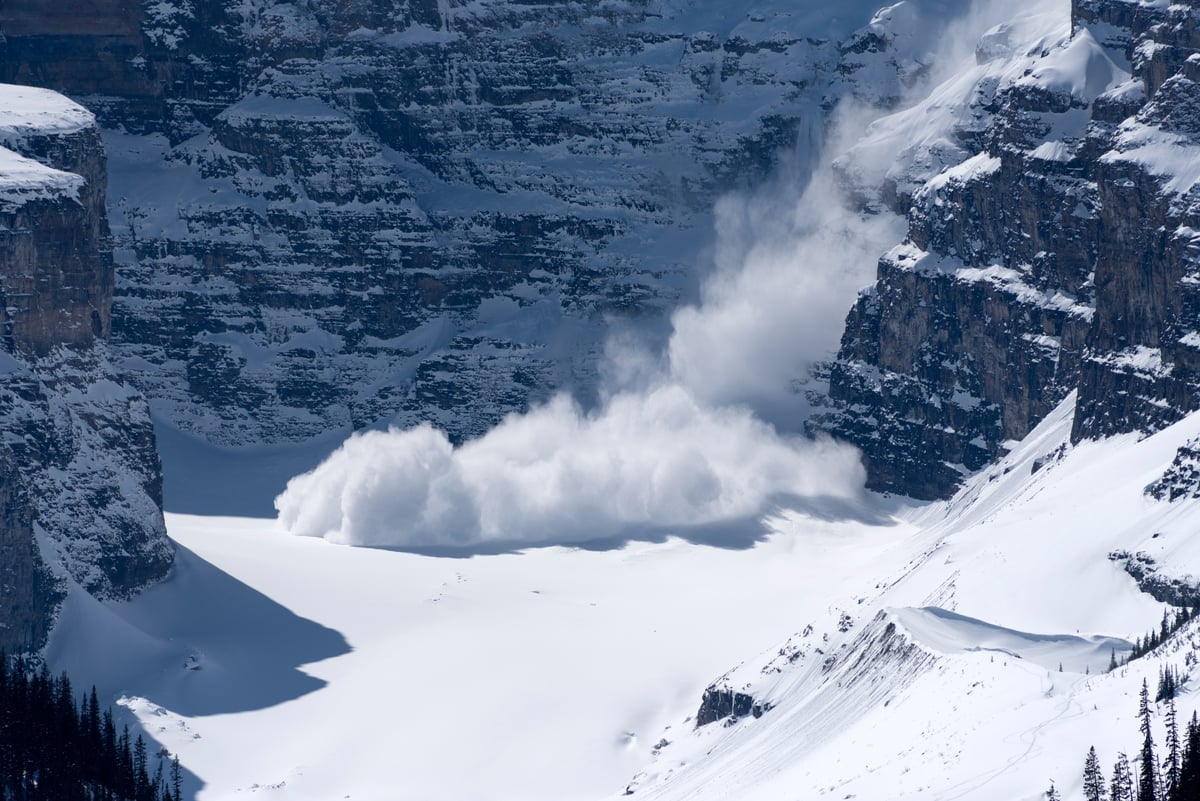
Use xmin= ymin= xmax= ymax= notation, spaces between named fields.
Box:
xmin=370 ymin=491 xmax=904 ymax=558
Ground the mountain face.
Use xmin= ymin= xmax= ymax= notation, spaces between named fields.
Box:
xmin=0 ymin=85 xmax=171 ymax=651
xmin=1 ymin=0 xmax=947 ymax=450
xmin=820 ymin=0 xmax=1200 ymax=500
xmin=10 ymin=0 xmax=1191 ymax=509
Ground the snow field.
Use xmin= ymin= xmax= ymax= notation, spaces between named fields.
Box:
xmin=54 ymin=391 xmax=1200 ymax=801
xmin=48 ymin=507 xmax=919 ymax=801
xmin=627 ymin=397 xmax=1200 ymax=801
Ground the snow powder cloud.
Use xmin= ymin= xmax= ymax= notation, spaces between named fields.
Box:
xmin=276 ymin=385 xmax=864 ymax=547
xmin=274 ymin=0 xmax=1050 ymax=549
xmin=667 ymin=168 xmax=904 ymax=425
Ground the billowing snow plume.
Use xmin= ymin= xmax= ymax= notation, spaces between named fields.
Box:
xmin=275 ymin=157 xmax=887 ymax=548
xmin=275 ymin=0 xmax=1053 ymax=549
xmin=667 ymin=168 xmax=904 ymax=423
xmin=276 ymin=386 xmax=864 ymax=547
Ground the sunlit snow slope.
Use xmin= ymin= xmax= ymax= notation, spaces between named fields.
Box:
xmin=47 ymin=506 xmax=918 ymax=801
xmin=626 ymin=396 xmax=1200 ymax=801
xmin=39 ymin=395 xmax=1200 ymax=801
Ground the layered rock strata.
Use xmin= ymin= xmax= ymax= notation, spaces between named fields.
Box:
xmin=0 ymin=85 xmax=171 ymax=652
xmin=2 ymin=0 xmax=953 ymax=447
xmin=823 ymin=0 xmax=1200 ymax=499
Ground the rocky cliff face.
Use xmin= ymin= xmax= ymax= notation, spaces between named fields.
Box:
xmin=821 ymin=0 xmax=1200 ymax=499
xmin=1 ymin=0 xmax=952 ymax=449
xmin=0 ymin=85 xmax=171 ymax=652
xmin=9 ymin=0 xmax=1197 ymax=508
xmin=1073 ymin=0 xmax=1200 ymax=442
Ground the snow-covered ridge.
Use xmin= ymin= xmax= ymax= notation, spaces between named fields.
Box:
xmin=0 ymin=146 xmax=85 ymax=210
xmin=834 ymin=3 xmax=1076 ymax=205
xmin=889 ymin=606 xmax=1132 ymax=673
xmin=623 ymin=392 xmax=1200 ymax=801
xmin=0 ymin=83 xmax=96 ymax=143
xmin=0 ymin=83 xmax=96 ymax=209
xmin=1104 ymin=118 xmax=1200 ymax=195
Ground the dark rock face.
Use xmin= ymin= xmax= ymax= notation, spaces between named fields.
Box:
xmin=1 ymin=0 xmax=940 ymax=448
xmin=0 ymin=348 xmax=172 ymax=604
xmin=695 ymin=687 xmax=767 ymax=727
xmin=1109 ymin=549 xmax=1200 ymax=608
xmin=0 ymin=120 xmax=113 ymax=355
xmin=822 ymin=0 xmax=1200 ymax=499
xmin=1147 ymin=438 xmax=1200 ymax=502
xmin=0 ymin=452 xmax=58 ymax=653
xmin=0 ymin=89 xmax=171 ymax=652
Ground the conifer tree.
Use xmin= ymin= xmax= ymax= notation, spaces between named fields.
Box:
xmin=1085 ymin=746 xmax=1108 ymax=801
xmin=153 ymin=755 xmax=165 ymax=801
xmin=1166 ymin=699 xmax=1181 ymax=801
xmin=0 ymin=656 xmax=186 ymax=801
xmin=1114 ymin=753 xmax=1136 ymax=801
xmin=1183 ymin=713 xmax=1200 ymax=801
xmin=172 ymin=754 xmax=183 ymax=801
xmin=1140 ymin=680 xmax=1159 ymax=801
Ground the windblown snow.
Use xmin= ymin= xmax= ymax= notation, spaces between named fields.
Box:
xmin=275 ymin=387 xmax=866 ymax=548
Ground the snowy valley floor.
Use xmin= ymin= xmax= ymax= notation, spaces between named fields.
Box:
xmin=42 ymin=395 xmax=1200 ymax=801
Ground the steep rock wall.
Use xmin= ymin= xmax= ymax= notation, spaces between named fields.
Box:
xmin=1 ymin=0 xmax=953 ymax=448
xmin=0 ymin=86 xmax=171 ymax=652
xmin=823 ymin=0 xmax=1200 ymax=499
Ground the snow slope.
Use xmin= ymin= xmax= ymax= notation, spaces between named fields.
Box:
xmin=46 ymin=503 xmax=918 ymax=801
xmin=41 ymin=394 xmax=1200 ymax=801
xmin=625 ymin=397 xmax=1200 ymax=801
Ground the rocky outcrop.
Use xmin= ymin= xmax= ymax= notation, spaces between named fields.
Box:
xmin=1109 ymin=549 xmax=1200 ymax=608
xmin=1147 ymin=437 xmax=1200 ymax=502
xmin=822 ymin=0 xmax=1200 ymax=499
xmin=695 ymin=687 xmax=767 ymax=727
xmin=0 ymin=450 xmax=57 ymax=653
xmin=0 ymin=91 xmax=113 ymax=355
xmin=0 ymin=85 xmax=170 ymax=652
xmin=1072 ymin=7 xmax=1200 ymax=440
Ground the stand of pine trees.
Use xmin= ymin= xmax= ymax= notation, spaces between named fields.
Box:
xmin=1127 ymin=608 xmax=1199 ymax=664
xmin=1079 ymin=681 xmax=1200 ymax=801
xmin=0 ymin=654 xmax=183 ymax=801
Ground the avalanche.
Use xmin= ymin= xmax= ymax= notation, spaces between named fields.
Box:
xmin=42 ymin=393 xmax=1200 ymax=801
xmin=32 ymin=1 xmax=1200 ymax=801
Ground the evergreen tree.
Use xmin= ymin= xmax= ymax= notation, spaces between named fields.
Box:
xmin=135 ymin=735 xmax=150 ymax=801
xmin=1183 ymin=713 xmax=1200 ymax=801
xmin=0 ymin=656 xmax=186 ymax=801
xmin=1114 ymin=753 xmax=1136 ymax=801
xmin=1167 ymin=699 xmax=1181 ymax=801
xmin=153 ymin=754 xmax=165 ymax=801
xmin=1140 ymin=680 xmax=1159 ymax=801
xmin=1085 ymin=746 xmax=1108 ymax=801
xmin=171 ymin=754 xmax=183 ymax=801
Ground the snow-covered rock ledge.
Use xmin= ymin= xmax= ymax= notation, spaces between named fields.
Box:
xmin=0 ymin=83 xmax=171 ymax=653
